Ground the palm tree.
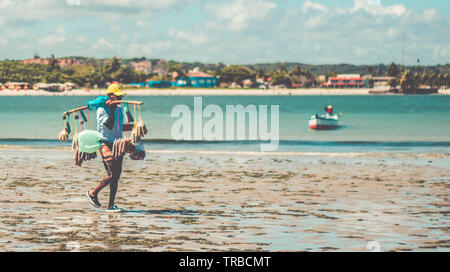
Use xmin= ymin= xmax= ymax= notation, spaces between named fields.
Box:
xmin=388 ymin=78 xmax=398 ymax=90
xmin=437 ymin=73 xmax=445 ymax=89
xmin=49 ymin=54 xmax=58 ymax=71
xmin=420 ymin=70 xmax=429 ymax=87
xmin=400 ymin=70 xmax=419 ymax=93
xmin=278 ymin=64 xmax=288 ymax=74
xmin=428 ymin=71 xmax=437 ymax=89
xmin=289 ymin=66 xmax=302 ymax=77
xmin=257 ymin=68 xmax=265 ymax=79
xmin=387 ymin=62 xmax=400 ymax=77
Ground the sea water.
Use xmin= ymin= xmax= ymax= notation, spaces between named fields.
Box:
xmin=0 ymin=95 xmax=449 ymax=153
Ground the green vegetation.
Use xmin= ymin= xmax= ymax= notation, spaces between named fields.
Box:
xmin=387 ymin=62 xmax=401 ymax=77
xmin=0 ymin=57 xmax=148 ymax=88
xmin=271 ymin=73 xmax=292 ymax=87
xmin=398 ymin=69 xmax=449 ymax=93
xmin=168 ymin=64 xmax=186 ymax=79
xmin=251 ymin=62 xmax=449 ymax=77
xmin=219 ymin=65 xmax=256 ymax=85
xmin=0 ymin=56 xmax=448 ymax=91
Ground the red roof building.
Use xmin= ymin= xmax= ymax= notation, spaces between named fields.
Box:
xmin=322 ymin=74 xmax=369 ymax=88
xmin=186 ymin=71 xmax=215 ymax=78
xmin=174 ymin=69 xmax=218 ymax=88
xmin=130 ymin=60 xmax=152 ymax=74
xmin=23 ymin=58 xmax=80 ymax=67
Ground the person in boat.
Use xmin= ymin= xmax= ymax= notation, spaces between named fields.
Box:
xmin=323 ymin=105 xmax=338 ymax=119
xmin=314 ymin=105 xmax=338 ymax=120
xmin=85 ymin=84 xmax=133 ymax=212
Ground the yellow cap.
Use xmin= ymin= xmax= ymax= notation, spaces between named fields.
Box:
xmin=106 ymin=84 xmax=126 ymax=96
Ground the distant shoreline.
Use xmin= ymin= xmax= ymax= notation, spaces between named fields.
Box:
xmin=0 ymin=88 xmax=449 ymax=96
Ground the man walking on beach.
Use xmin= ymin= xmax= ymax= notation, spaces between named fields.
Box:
xmin=85 ymin=84 xmax=132 ymax=212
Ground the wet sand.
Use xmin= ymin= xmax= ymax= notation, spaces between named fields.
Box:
xmin=0 ymin=148 xmax=448 ymax=252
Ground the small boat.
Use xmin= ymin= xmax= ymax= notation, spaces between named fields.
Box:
xmin=309 ymin=105 xmax=340 ymax=130
xmin=309 ymin=114 xmax=339 ymax=130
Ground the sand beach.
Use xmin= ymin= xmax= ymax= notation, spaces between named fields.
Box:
xmin=0 ymin=148 xmax=448 ymax=251
xmin=1 ymin=88 xmax=449 ymax=96
xmin=0 ymin=88 xmax=386 ymax=96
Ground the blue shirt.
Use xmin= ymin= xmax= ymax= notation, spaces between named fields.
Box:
xmin=96 ymin=105 xmax=124 ymax=144
xmin=87 ymin=96 xmax=108 ymax=111
xmin=87 ymin=96 xmax=124 ymax=143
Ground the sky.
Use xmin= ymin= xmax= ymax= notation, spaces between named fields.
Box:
xmin=0 ymin=0 xmax=449 ymax=65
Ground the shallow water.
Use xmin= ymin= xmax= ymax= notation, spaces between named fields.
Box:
xmin=0 ymin=95 xmax=449 ymax=153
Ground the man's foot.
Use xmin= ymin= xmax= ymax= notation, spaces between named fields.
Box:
xmin=86 ymin=191 xmax=101 ymax=208
xmin=106 ymin=205 xmax=123 ymax=213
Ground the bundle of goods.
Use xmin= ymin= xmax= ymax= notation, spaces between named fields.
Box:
xmin=57 ymin=99 xmax=148 ymax=166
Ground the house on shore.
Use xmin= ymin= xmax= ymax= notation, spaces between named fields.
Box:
xmin=152 ymin=59 xmax=169 ymax=75
xmin=130 ymin=67 xmax=219 ymax=88
xmin=322 ymin=74 xmax=369 ymax=88
xmin=33 ymin=82 xmax=76 ymax=92
xmin=174 ymin=68 xmax=218 ymax=88
xmin=23 ymin=57 xmax=81 ymax=68
xmin=370 ymin=76 xmax=395 ymax=88
xmin=147 ymin=80 xmax=173 ymax=88
xmin=187 ymin=71 xmax=218 ymax=88
xmin=130 ymin=60 xmax=152 ymax=74
xmin=5 ymin=82 xmax=30 ymax=90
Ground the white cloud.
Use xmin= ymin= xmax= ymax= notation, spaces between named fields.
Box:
xmin=126 ymin=43 xmax=153 ymax=58
xmin=257 ymin=0 xmax=449 ymax=64
xmin=91 ymin=0 xmax=183 ymax=10
xmin=89 ymin=37 xmax=114 ymax=53
xmin=136 ymin=20 xmax=147 ymax=27
xmin=168 ymin=29 xmax=208 ymax=45
xmin=433 ymin=45 xmax=449 ymax=59
xmin=302 ymin=1 xmax=328 ymax=13
xmin=0 ymin=0 xmax=448 ymax=65
xmin=304 ymin=15 xmax=326 ymax=29
xmin=300 ymin=0 xmax=406 ymax=17
xmin=386 ymin=28 xmax=399 ymax=39
xmin=55 ymin=26 xmax=66 ymax=35
xmin=7 ymin=29 xmax=27 ymax=39
xmin=205 ymin=0 xmax=276 ymax=31
xmin=38 ymin=26 xmax=66 ymax=46
xmin=407 ymin=8 xmax=443 ymax=24
xmin=151 ymin=40 xmax=174 ymax=51
xmin=354 ymin=47 xmax=368 ymax=57
xmin=0 ymin=0 xmax=12 ymax=9
xmin=75 ymin=35 xmax=87 ymax=44
xmin=421 ymin=8 xmax=442 ymax=22
xmin=0 ymin=0 xmax=197 ymax=26
xmin=351 ymin=0 xmax=406 ymax=17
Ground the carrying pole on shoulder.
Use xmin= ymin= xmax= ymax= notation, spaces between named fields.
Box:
xmin=63 ymin=100 xmax=144 ymax=118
